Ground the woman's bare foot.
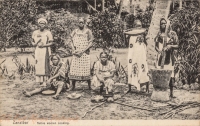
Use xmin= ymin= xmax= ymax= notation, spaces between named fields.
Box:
xmin=52 ymin=95 xmax=59 ymax=100
xmin=139 ymin=90 xmax=146 ymax=93
xmin=126 ymin=84 xmax=132 ymax=93
xmin=22 ymin=90 xmax=32 ymax=97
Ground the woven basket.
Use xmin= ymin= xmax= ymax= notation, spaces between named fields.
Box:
xmin=150 ymin=68 xmax=172 ymax=91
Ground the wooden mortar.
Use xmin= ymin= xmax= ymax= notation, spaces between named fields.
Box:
xmin=150 ymin=68 xmax=172 ymax=102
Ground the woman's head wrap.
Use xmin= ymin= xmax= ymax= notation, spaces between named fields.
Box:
xmin=160 ymin=18 xmax=171 ymax=34
xmin=38 ymin=18 xmax=48 ymax=24
xmin=78 ymin=17 xmax=85 ymax=23
xmin=50 ymin=54 xmax=61 ymax=61
xmin=134 ymin=19 xmax=142 ymax=28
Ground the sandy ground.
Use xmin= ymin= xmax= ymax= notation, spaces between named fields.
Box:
xmin=0 ymin=48 xmax=199 ymax=120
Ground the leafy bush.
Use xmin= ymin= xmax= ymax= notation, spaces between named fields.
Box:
xmin=12 ymin=56 xmax=35 ymax=80
xmin=124 ymin=5 xmax=153 ymax=29
xmin=89 ymin=11 xmax=125 ymax=48
xmin=169 ymin=4 xmax=200 ymax=84
xmin=46 ymin=9 xmax=79 ymax=53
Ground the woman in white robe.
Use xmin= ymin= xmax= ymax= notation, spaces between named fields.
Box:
xmin=31 ymin=18 xmax=54 ymax=84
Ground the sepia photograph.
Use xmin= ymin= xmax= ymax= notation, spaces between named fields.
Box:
xmin=0 ymin=0 xmax=199 ymax=125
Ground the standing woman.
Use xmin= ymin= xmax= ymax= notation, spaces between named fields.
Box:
xmin=69 ymin=17 xmax=94 ymax=90
xmin=154 ymin=18 xmax=178 ymax=98
xmin=127 ymin=20 xmax=149 ymax=92
xmin=32 ymin=18 xmax=54 ymax=84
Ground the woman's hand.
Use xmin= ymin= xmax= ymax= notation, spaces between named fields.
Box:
xmin=37 ymin=41 xmax=44 ymax=48
xmin=37 ymin=39 xmax=42 ymax=44
xmin=78 ymin=51 xmax=84 ymax=57
xmin=46 ymin=79 xmax=52 ymax=86
xmin=38 ymin=45 xmax=44 ymax=48
xmin=74 ymin=51 xmax=83 ymax=57
xmin=104 ymin=76 xmax=110 ymax=80
xmin=98 ymin=75 xmax=104 ymax=83
xmin=40 ymin=82 xmax=47 ymax=87
xmin=164 ymin=45 xmax=171 ymax=51
xmin=158 ymin=49 xmax=162 ymax=54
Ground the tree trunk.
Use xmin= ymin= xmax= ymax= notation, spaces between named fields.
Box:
xmin=102 ymin=0 xmax=105 ymax=12
xmin=179 ymin=0 xmax=182 ymax=9
xmin=94 ymin=0 xmax=96 ymax=9
xmin=113 ymin=0 xmax=117 ymax=8
xmin=84 ymin=0 xmax=99 ymax=12
xmin=172 ymin=0 xmax=174 ymax=10
xmin=130 ymin=0 xmax=132 ymax=5
xmin=118 ymin=0 xmax=123 ymax=19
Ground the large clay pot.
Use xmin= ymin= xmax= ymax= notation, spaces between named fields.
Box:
xmin=150 ymin=68 xmax=172 ymax=102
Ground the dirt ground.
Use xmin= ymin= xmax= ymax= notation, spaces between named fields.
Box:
xmin=0 ymin=48 xmax=199 ymax=120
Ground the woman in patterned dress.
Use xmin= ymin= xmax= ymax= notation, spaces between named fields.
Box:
xmin=127 ymin=20 xmax=149 ymax=92
xmin=23 ymin=55 xmax=69 ymax=99
xmin=91 ymin=52 xmax=116 ymax=95
xmin=69 ymin=17 xmax=94 ymax=90
xmin=31 ymin=18 xmax=54 ymax=84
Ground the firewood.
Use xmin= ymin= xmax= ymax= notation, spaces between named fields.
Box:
xmin=113 ymin=101 xmax=156 ymax=112
xmin=82 ymin=101 xmax=106 ymax=118
xmin=159 ymin=102 xmax=200 ymax=119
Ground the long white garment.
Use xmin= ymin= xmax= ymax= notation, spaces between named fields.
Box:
xmin=128 ymin=35 xmax=149 ymax=90
xmin=156 ymin=37 xmax=174 ymax=77
xmin=32 ymin=29 xmax=53 ymax=83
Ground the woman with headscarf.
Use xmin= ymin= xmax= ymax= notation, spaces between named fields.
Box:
xmin=154 ymin=18 xmax=179 ymax=98
xmin=69 ymin=17 xmax=94 ymax=90
xmin=32 ymin=18 xmax=54 ymax=84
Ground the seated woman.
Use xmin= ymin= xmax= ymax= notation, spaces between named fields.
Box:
xmin=23 ymin=55 xmax=69 ymax=99
xmin=92 ymin=52 xmax=116 ymax=95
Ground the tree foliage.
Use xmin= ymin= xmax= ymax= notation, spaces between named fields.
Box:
xmin=47 ymin=9 xmax=79 ymax=53
xmin=169 ymin=2 xmax=200 ymax=84
xmin=0 ymin=0 xmax=38 ymax=49
xmin=124 ymin=4 xmax=154 ymax=29
xmin=89 ymin=11 xmax=125 ymax=49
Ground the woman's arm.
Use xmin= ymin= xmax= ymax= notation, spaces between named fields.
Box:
xmin=170 ymin=45 xmax=178 ymax=49
xmin=41 ymin=31 xmax=54 ymax=47
xmin=31 ymin=39 xmax=37 ymax=47
xmin=95 ymin=69 xmax=104 ymax=83
xmin=70 ymin=36 xmax=76 ymax=53
xmin=49 ymin=72 xmax=60 ymax=81
xmin=165 ymin=31 xmax=179 ymax=50
xmin=155 ymin=42 xmax=162 ymax=53
xmin=43 ymin=40 xmax=54 ymax=47
xmin=103 ymin=69 xmax=116 ymax=79
xmin=81 ymin=41 xmax=94 ymax=53
xmin=69 ymin=30 xmax=76 ymax=53
xmin=154 ymin=32 xmax=162 ymax=53
xmin=32 ymin=39 xmax=41 ymax=47
xmin=164 ymin=44 xmax=178 ymax=51
xmin=46 ymin=72 xmax=60 ymax=85
xmin=31 ymin=31 xmax=41 ymax=47
xmin=104 ymin=62 xmax=116 ymax=79
xmin=81 ymin=29 xmax=94 ymax=53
